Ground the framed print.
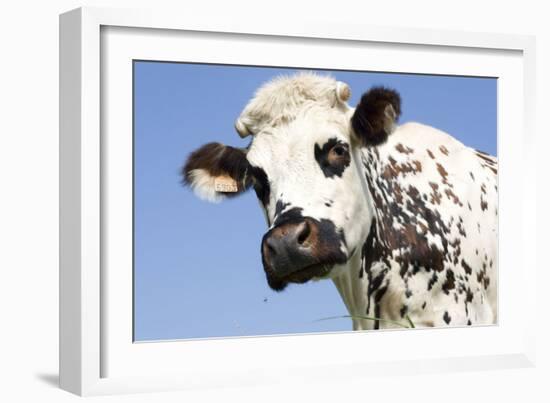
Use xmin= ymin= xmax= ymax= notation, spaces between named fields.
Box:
xmin=59 ymin=6 xmax=537 ymax=396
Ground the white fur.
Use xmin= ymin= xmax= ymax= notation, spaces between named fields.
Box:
xmin=236 ymin=72 xmax=351 ymax=136
xmin=187 ymin=168 xmax=224 ymax=203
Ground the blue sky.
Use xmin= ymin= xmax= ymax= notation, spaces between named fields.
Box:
xmin=133 ymin=61 xmax=497 ymax=341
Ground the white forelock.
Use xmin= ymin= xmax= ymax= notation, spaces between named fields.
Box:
xmin=235 ymin=72 xmax=351 ymax=136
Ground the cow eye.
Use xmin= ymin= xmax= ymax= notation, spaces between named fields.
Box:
xmin=332 ymin=145 xmax=346 ymax=156
xmin=315 ymin=138 xmax=351 ymax=178
xmin=329 ymin=143 xmax=349 ymax=162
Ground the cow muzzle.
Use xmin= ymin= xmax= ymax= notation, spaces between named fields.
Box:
xmin=261 ymin=216 xmax=347 ymax=291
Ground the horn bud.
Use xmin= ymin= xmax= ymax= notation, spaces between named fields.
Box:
xmin=235 ymin=118 xmax=251 ymax=138
xmin=336 ymin=81 xmax=351 ymax=103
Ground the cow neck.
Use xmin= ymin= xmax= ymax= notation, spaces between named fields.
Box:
xmin=331 ymin=146 xmax=384 ymax=331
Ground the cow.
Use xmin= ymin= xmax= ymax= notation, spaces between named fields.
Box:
xmin=181 ymin=72 xmax=498 ymax=330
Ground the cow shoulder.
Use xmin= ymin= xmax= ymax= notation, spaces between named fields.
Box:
xmin=361 ymin=122 xmax=497 ymax=323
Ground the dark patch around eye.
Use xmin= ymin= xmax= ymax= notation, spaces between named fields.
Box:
xmin=250 ymin=166 xmax=270 ymax=207
xmin=314 ymin=138 xmax=351 ymax=178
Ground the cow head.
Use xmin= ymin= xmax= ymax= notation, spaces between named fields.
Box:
xmin=182 ymin=73 xmax=400 ymax=291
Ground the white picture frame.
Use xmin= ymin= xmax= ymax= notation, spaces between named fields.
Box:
xmin=59 ymin=6 xmax=537 ymax=396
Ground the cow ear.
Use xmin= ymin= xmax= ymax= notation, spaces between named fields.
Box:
xmin=351 ymin=87 xmax=401 ymax=147
xmin=181 ymin=142 xmax=251 ymax=202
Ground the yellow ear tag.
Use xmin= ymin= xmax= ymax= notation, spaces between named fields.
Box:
xmin=214 ymin=175 xmax=239 ymax=193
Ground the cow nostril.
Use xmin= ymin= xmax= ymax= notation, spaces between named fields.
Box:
xmin=297 ymin=221 xmax=311 ymax=245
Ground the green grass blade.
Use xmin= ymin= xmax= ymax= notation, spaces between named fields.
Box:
xmin=316 ymin=314 xmax=414 ymax=329
xmin=405 ymin=314 xmax=416 ymax=328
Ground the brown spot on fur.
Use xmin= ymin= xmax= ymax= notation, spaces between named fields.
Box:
xmin=461 ymin=259 xmax=473 ymax=275
xmin=395 ymin=143 xmax=414 ymax=154
xmin=381 ymin=165 xmax=397 ymax=180
xmin=427 ymin=149 xmax=435 ymax=159
xmin=442 ymin=269 xmax=456 ymax=294
xmin=436 ymin=163 xmax=451 ymax=186
xmin=439 ymin=145 xmax=449 ymax=156
xmin=402 ymin=223 xmax=418 ymax=244
xmin=383 ymin=156 xmax=422 ymax=179
xmin=475 ymin=152 xmax=498 ymax=175
xmin=450 ymin=238 xmax=461 ymax=263
xmin=418 ymin=222 xmax=428 ymax=235
xmin=429 ymin=182 xmax=442 ymax=205
xmin=480 ymin=197 xmax=488 ymax=211
xmin=476 ymin=265 xmax=491 ymax=290
xmin=443 ymin=311 xmax=451 ymax=324
xmin=393 ymin=185 xmax=404 ymax=204
xmin=436 ymin=163 xmax=448 ymax=178
xmin=476 ymin=151 xmax=496 ymax=165
xmin=444 ymin=188 xmax=463 ymax=206
xmin=457 ymin=221 xmax=466 ymax=237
